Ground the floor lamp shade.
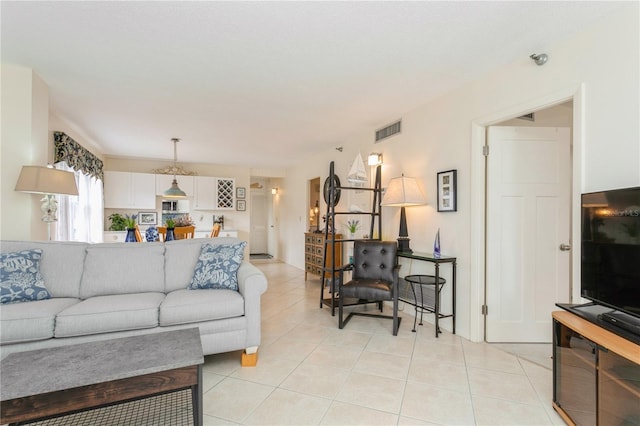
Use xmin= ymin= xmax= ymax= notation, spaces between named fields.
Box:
xmin=15 ymin=166 xmax=79 ymax=196
xmin=15 ymin=166 xmax=79 ymax=239
xmin=382 ymin=175 xmax=426 ymax=252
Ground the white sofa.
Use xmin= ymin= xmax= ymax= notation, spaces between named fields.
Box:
xmin=0 ymin=238 xmax=267 ymax=364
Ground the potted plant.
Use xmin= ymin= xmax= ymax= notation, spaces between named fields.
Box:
xmin=346 ymin=219 xmax=360 ymax=238
xmin=124 ymin=214 xmax=138 ymax=230
xmin=165 ymin=218 xmax=176 ymax=241
xmin=108 ymin=213 xmax=127 ymax=231
xmin=122 ymin=214 xmax=138 ymax=242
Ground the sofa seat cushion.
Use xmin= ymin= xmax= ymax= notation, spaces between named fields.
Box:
xmin=160 ymin=289 xmax=244 ymax=327
xmin=55 ymin=293 xmax=165 ymax=338
xmin=1 ymin=298 xmax=80 ymax=344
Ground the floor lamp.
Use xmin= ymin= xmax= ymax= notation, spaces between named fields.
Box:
xmin=15 ymin=166 xmax=79 ymax=240
xmin=381 ymin=174 xmax=426 ymax=253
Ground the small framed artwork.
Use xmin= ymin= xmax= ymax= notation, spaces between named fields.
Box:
xmin=237 ymin=200 xmax=246 ymax=211
xmin=236 ymin=187 xmax=246 ymax=199
xmin=437 ymin=169 xmax=457 ymax=212
xmin=137 ymin=211 xmax=158 ymax=225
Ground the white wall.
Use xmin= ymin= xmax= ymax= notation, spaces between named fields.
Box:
xmin=1 ymin=65 xmax=50 ymax=241
xmin=280 ymin=5 xmax=640 ymax=341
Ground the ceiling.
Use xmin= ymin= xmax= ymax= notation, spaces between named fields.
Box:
xmin=1 ymin=1 xmax=627 ymax=169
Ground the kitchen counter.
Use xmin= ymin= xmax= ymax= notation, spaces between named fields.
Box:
xmin=104 ymin=229 xmax=238 ymax=243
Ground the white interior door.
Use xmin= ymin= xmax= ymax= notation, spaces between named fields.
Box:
xmin=250 ymin=192 xmax=268 ymax=254
xmin=486 ymin=126 xmax=571 ymax=342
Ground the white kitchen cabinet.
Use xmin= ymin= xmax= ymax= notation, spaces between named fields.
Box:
xmin=193 ymin=176 xmax=216 ymax=210
xmin=194 ymin=230 xmax=238 ymax=238
xmin=103 ymin=231 xmax=126 ymax=243
xmin=104 ymin=171 xmax=156 ymax=209
xmin=155 ymin=174 xmax=194 ymax=197
xmin=191 ymin=176 xmax=236 ymax=211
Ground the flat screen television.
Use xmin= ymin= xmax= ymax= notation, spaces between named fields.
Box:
xmin=581 ymin=186 xmax=640 ymax=319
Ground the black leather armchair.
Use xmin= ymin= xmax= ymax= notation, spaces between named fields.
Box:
xmin=338 ymin=240 xmax=401 ymax=335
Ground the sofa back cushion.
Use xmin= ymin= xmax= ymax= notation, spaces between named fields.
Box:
xmin=80 ymin=243 xmax=165 ymax=298
xmin=164 ymin=237 xmax=244 ymax=293
xmin=0 ymin=241 xmax=88 ymax=298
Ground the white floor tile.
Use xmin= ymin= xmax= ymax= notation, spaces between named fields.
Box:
xmin=243 ymin=388 xmax=331 ymax=425
xmin=200 ymin=261 xmax=558 ymax=425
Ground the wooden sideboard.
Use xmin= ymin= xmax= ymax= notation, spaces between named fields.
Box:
xmin=304 ymin=233 xmax=341 ymax=280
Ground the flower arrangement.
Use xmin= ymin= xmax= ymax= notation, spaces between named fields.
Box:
xmin=174 ymin=214 xmax=194 ymax=227
xmin=346 ymin=219 xmax=360 ymax=234
xmin=124 ymin=214 xmax=138 ymax=229
xmin=165 ymin=218 xmax=176 ymax=229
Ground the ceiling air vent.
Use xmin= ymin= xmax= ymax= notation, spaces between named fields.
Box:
xmin=375 ymin=120 xmax=401 ymax=142
xmin=517 ymin=112 xmax=535 ymax=122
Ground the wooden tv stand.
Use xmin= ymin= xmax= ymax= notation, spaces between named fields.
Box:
xmin=552 ymin=310 xmax=640 ymax=425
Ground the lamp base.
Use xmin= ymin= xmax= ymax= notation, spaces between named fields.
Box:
xmin=397 ymin=237 xmax=412 ymax=253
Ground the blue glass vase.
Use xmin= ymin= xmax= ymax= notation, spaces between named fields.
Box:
xmin=125 ymin=228 xmax=137 ymax=242
xmin=166 ymin=228 xmax=175 ymax=241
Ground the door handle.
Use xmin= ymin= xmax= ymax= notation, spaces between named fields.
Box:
xmin=559 ymin=243 xmax=571 ymax=251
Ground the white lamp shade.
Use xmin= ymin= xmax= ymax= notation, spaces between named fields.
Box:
xmin=15 ymin=166 xmax=79 ymax=196
xmin=381 ymin=175 xmax=426 ymax=206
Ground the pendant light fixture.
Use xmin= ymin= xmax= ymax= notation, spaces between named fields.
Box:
xmin=163 ymin=138 xmax=187 ymax=198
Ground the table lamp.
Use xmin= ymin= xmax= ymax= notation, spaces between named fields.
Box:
xmin=15 ymin=165 xmax=79 ymax=240
xmin=381 ymin=174 xmax=426 ymax=252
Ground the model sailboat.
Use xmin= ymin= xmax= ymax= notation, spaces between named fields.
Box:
xmin=347 ymin=153 xmax=368 ymax=185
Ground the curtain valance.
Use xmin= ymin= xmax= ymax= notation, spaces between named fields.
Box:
xmin=53 ymin=131 xmax=104 ymax=181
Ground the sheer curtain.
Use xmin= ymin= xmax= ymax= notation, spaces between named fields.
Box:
xmin=56 ymin=162 xmax=104 ymax=243
xmin=53 ymin=131 xmax=105 ymax=243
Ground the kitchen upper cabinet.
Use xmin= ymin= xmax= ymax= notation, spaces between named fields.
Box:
xmin=193 ymin=176 xmax=216 ymax=210
xmin=155 ymin=174 xmax=194 ymax=197
xmin=104 ymin=171 xmax=156 ymax=209
xmin=193 ymin=177 xmax=235 ymax=211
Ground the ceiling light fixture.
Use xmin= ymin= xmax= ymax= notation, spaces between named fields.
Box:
xmin=163 ymin=138 xmax=187 ymax=198
xmin=530 ymin=53 xmax=548 ymax=66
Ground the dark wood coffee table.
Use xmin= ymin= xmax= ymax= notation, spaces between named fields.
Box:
xmin=1 ymin=328 xmax=204 ymax=425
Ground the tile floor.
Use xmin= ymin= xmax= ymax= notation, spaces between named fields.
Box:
xmin=201 ymin=261 xmax=565 ymax=425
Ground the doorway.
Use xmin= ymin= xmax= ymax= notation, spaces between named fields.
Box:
xmin=309 ymin=177 xmax=320 ymax=233
xmin=469 ymin=87 xmax=584 ymax=343
xmin=249 ymin=177 xmax=279 ymax=259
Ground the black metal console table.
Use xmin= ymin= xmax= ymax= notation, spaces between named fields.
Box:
xmin=397 ymin=251 xmax=456 ymax=337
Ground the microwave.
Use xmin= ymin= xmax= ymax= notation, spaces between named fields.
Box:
xmin=162 ymin=200 xmax=177 ymax=211
xmin=162 ymin=199 xmax=189 ymax=213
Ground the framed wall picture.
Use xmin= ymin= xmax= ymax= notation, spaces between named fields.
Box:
xmin=236 ymin=187 xmax=246 ymax=199
xmin=437 ymin=169 xmax=457 ymax=212
xmin=237 ymin=200 xmax=246 ymax=211
xmin=137 ymin=211 xmax=158 ymax=225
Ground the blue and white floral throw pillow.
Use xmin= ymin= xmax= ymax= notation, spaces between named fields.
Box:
xmin=0 ymin=249 xmax=51 ymax=304
xmin=189 ymin=242 xmax=247 ymax=291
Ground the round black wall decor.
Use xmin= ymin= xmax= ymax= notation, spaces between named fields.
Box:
xmin=323 ymin=175 xmax=342 ymax=206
